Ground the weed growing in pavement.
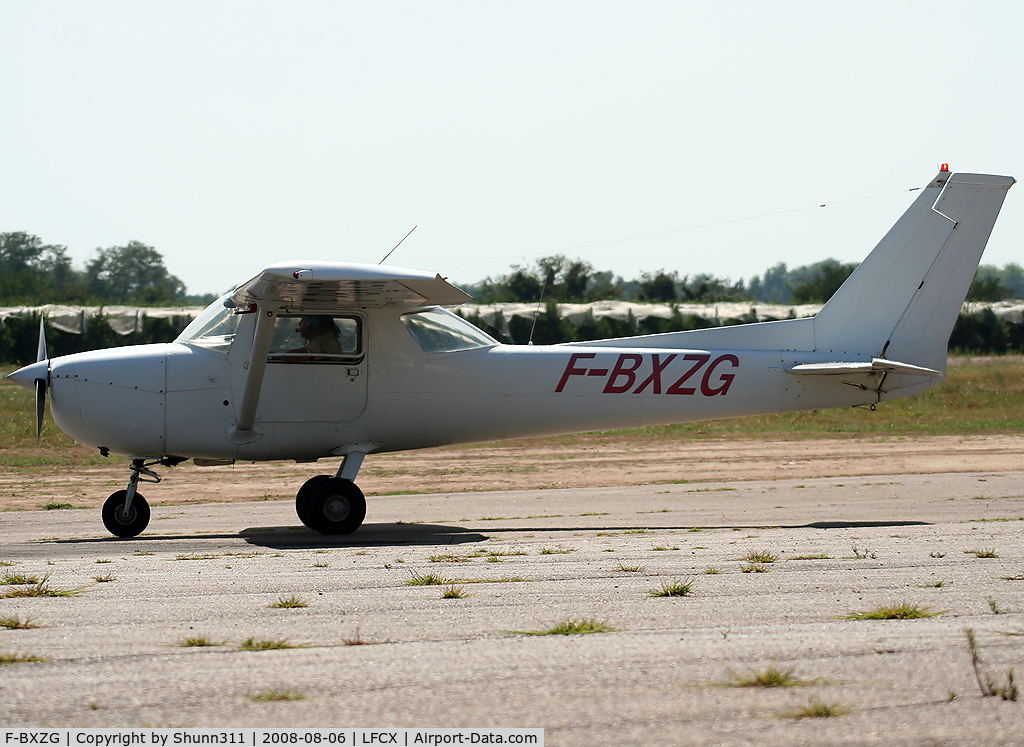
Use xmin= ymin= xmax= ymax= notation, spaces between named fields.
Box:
xmin=406 ymin=571 xmax=453 ymax=586
xmin=741 ymin=564 xmax=769 ymax=573
xmin=649 ymin=579 xmax=694 ymax=597
xmin=176 ymin=636 xmax=225 ymax=647
xmin=789 ymin=554 xmax=831 ymax=561
xmin=724 ymin=663 xmax=812 ymax=688
xmin=238 ymin=638 xmax=297 ymax=651
xmin=1 ymin=573 xmax=39 ymax=585
xmin=0 ymin=616 xmax=39 ymax=630
xmin=779 ymin=700 xmax=850 ymax=719
xmin=269 ymin=596 xmax=308 ymax=609
xmin=966 ymin=628 xmax=1018 ymax=701
xmin=2 ymin=573 xmax=87 ymax=598
xmin=441 ymin=585 xmax=468 ymax=599
xmin=839 ymin=602 xmax=945 ymax=620
xmin=966 ymin=548 xmax=999 ymax=558
xmin=512 ymin=619 xmax=619 ymax=636
xmin=849 ymin=546 xmax=877 ymax=560
xmin=92 ymin=574 xmax=116 ymax=583
xmin=742 ymin=550 xmax=778 ymax=564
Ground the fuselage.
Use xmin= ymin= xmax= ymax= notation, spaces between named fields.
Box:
xmin=15 ymin=302 xmax=878 ymax=463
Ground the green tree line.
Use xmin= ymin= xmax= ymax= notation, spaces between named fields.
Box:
xmin=3 ymin=236 xmax=1022 ymax=364
xmin=0 ymin=232 xmax=215 ymax=306
xmin=462 ymin=254 xmax=1024 ymax=305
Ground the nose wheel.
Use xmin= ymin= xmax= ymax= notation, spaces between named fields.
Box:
xmin=102 ymin=490 xmax=151 ymax=537
xmin=101 ymin=459 xmax=159 ymax=538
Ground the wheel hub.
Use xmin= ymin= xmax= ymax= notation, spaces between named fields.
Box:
xmin=323 ymin=494 xmax=351 ymax=522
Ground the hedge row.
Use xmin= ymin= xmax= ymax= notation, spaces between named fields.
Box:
xmin=0 ymin=307 xmax=1018 ymax=367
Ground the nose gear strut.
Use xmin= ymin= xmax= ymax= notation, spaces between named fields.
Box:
xmin=101 ymin=459 xmax=161 ymax=538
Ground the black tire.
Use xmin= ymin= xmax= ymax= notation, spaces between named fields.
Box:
xmin=101 ymin=490 xmax=151 ymax=538
xmin=307 ymin=478 xmax=366 ymax=535
xmin=295 ymin=474 xmax=332 ymax=529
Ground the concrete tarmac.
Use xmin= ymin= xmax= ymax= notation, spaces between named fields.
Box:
xmin=1 ymin=472 xmax=1024 ymax=744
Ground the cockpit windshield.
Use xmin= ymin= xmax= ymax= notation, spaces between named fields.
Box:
xmin=176 ymin=294 xmax=243 ymax=352
xmin=401 ymin=307 xmax=498 ymax=353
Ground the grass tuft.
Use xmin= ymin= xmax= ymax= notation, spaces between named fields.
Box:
xmin=238 ymin=637 xmax=296 ymax=651
xmin=269 ymin=595 xmax=308 ymax=609
xmin=725 ymin=663 xmax=810 ymax=688
xmin=741 ymin=563 xmax=770 ymax=573
xmin=406 ymin=571 xmax=453 ymax=586
xmin=649 ymin=579 xmax=694 ymax=597
xmin=1 ymin=573 xmax=40 ymax=585
xmin=513 ymin=619 xmax=619 ymax=636
xmin=840 ymin=602 xmax=945 ymax=620
xmin=966 ymin=548 xmax=999 ymax=558
xmin=177 ymin=636 xmax=224 ymax=647
xmin=742 ymin=550 xmax=779 ymax=564
xmin=780 ymin=700 xmax=850 ymax=719
xmin=2 ymin=573 xmax=87 ymax=598
xmin=0 ymin=616 xmax=39 ymax=630
xmin=441 ymin=585 xmax=468 ymax=599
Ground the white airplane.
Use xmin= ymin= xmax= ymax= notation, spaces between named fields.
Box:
xmin=7 ymin=167 xmax=1016 ymax=538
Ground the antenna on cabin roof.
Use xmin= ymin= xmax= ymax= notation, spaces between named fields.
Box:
xmin=379 ymin=225 xmax=418 ymax=265
xmin=527 ymin=274 xmax=549 ymax=346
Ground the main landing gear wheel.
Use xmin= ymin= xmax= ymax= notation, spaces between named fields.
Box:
xmin=101 ymin=490 xmax=151 ymax=538
xmin=295 ymin=474 xmax=331 ymax=530
xmin=304 ymin=478 xmax=366 ymax=535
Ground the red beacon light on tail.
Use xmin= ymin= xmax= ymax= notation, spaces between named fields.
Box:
xmin=940 ymin=163 xmax=950 ymax=172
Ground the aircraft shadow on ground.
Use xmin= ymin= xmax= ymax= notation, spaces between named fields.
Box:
xmin=239 ymin=522 xmax=489 ymax=549
xmin=47 ymin=519 xmax=927 ymax=550
xmin=478 ymin=520 xmax=931 ymax=534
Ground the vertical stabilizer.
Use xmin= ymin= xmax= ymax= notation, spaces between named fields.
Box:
xmin=812 ymin=171 xmax=1015 ymax=372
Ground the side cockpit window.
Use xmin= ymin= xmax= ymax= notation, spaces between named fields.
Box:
xmin=268 ymin=314 xmax=362 ymax=363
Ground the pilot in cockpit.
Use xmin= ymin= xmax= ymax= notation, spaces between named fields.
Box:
xmin=292 ymin=315 xmax=344 ymax=356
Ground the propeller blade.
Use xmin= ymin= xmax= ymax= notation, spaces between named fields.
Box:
xmin=36 ymin=315 xmax=47 ymax=362
xmin=35 ymin=378 xmax=46 ymax=444
xmin=34 ymin=315 xmax=48 ymax=443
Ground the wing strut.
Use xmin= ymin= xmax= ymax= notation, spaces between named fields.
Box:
xmin=227 ymin=305 xmax=279 ymax=444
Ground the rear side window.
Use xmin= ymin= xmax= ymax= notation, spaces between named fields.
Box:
xmin=401 ymin=308 xmax=497 ymax=353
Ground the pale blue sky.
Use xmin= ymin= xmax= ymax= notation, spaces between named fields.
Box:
xmin=2 ymin=1 xmax=1022 ymax=297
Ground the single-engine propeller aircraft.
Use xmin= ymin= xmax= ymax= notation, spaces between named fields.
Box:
xmin=7 ymin=168 xmax=1016 ymax=537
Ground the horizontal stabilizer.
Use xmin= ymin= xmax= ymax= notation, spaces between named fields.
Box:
xmin=786 ymin=358 xmax=941 ymax=377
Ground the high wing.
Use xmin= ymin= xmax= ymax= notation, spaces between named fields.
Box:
xmin=230 ymin=260 xmax=471 ymax=310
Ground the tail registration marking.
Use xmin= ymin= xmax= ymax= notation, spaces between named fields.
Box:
xmin=555 ymin=352 xmax=738 ymax=396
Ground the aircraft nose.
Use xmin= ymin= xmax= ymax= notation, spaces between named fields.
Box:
xmin=47 ymin=345 xmax=170 ymax=457
xmin=6 ymin=360 xmax=48 ymax=390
